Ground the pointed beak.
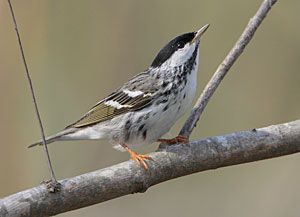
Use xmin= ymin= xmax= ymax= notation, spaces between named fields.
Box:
xmin=190 ymin=24 xmax=210 ymax=44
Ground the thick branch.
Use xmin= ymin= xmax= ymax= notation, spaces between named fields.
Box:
xmin=1 ymin=120 xmax=300 ymax=216
xmin=180 ymin=0 xmax=278 ymax=137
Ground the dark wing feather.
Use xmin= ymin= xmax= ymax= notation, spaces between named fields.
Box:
xmin=66 ymin=70 xmax=159 ymax=128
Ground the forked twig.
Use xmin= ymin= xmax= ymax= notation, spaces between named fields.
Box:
xmin=7 ymin=0 xmax=60 ymax=192
xmin=179 ymin=0 xmax=278 ymax=137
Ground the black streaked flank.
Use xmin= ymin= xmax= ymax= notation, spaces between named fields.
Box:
xmin=142 ymin=130 xmax=147 ymax=140
xmin=138 ymin=124 xmax=145 ymax=132
xmin=136 ymin=116 xmax=143 ymax=124
xmin=124 ymin=120 xmax=131 ymax=142
xmin=125 ymin=120 xmax=131 ymax=130
xmin=163 ymin=104 xmax=169 ymax=112
xmin=156 ymin=98 xmax=168 ymax=105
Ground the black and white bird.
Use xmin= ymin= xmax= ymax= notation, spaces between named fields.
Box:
xmin=29 ymin=24 xmax=210 ymax=169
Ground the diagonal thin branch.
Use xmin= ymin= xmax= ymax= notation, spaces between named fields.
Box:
xmin=1 ymin=120 xmax=300 ymax=216
xmin=7 ymin=0 xmax=59 ymax=189
xmin=179 ymin=0 xmax=278 ymax=137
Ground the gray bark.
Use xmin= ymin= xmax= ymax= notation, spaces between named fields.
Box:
xmin=1 ymin=120 xmax=300 ymax=217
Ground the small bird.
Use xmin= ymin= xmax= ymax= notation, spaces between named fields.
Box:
xmin=29 ymin=24 xmax=209 ymax=169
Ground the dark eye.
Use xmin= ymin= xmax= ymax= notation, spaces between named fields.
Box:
xmin=177 ymin=42 xmax=185 ymax=48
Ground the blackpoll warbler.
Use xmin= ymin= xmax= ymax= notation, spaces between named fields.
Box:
xmin=29 ymin=24 xmax=210 ymax=169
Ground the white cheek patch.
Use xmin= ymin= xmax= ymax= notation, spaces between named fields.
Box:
xmin=164 ymin=43 xmax=196 ymax=67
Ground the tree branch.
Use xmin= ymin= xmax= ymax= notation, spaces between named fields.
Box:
xmin=179 ymin=0 xmax=278 ymax=137
xmin=1 ymin=120 xmax=300 ymax=216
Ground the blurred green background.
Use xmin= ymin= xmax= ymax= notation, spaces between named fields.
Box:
xmin=1 ymin=0 xmax=300 ymax=216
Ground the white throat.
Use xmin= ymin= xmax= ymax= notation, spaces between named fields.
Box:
xmin=163 ymin=43 xmax=198 ymax=67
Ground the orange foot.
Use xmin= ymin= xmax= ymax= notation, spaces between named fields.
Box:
xmin=122 ymin=144 xmax=152 ymax=170
xmin=157 ymin=135 xmax=189 ymax=145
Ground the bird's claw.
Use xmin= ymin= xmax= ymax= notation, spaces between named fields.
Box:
xmin=122 ymin=144 xmax=152 ymax=170
xmin=130 ymin=152 xmax=152 ymax=170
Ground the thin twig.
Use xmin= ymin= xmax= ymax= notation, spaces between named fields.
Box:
xmin=1 ymin=120 xmax=299 ymax=216
xmin=179 ymin=0 xmax=278 ymax=137
xmin=7 ymin=0 xmax=59 ymax=191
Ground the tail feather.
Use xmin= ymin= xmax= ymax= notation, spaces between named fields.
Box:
xmin=28 ymin=128 xmax=76 ymax=148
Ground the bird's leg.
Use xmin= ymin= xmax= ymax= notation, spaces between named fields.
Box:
xmin=121 ymin=144 xmax=152 ymax=170
xmin=157 ymin=135 xmax=189 ymax=145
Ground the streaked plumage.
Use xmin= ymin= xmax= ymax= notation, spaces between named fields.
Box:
xmin=29 ymin=24 xmax=210 ymax=169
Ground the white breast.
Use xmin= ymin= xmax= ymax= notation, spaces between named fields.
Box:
xmin=129 ymin=52 xmax=200 ymax=147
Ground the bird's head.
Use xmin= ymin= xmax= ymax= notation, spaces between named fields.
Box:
xmin=151 ymin=24 xmax=209 ymax=68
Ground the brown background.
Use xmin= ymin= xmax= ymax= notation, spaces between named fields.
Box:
xmin=0 ymin=1 xmax=300 ymax=216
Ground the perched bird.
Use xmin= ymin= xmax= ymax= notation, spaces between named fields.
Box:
xmin=29 ymin=24 xmax=209 ymax=169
